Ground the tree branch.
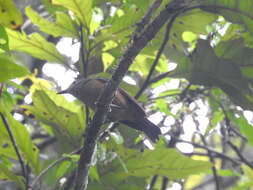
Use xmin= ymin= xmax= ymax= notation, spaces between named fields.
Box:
xmin=74 ymin=1 xmax=187 ymax=190
xmin=0 ymin=113 xmax=28 ymax=188
xmin=135 ymin=11 xmax=181 ymax=99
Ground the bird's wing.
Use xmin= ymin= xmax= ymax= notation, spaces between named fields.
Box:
xmin=95 ymin=77 xmax=146 ymax=116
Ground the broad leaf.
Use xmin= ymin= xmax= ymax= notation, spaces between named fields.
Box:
xmin=0 ymin=54 xmax=29 ymax=82
xmin=102 ymin=145 xmax=212 ymax=179
xmin=26 ymin=7 xmax=78 ymax=38
xmin=0 ymin=107 xmax=41 ymax=174
xmin=23 ymin=90 xmax=86 ymax=150
xmin=200 ymin=0 xmax=253 ymax=33
xmin=0 ymin=0 xmax=23 ymax=29
xmin=6 ymin=29 xmax=68 ymax=65
xmin=52 ymin=0 xmax=93 ymax=27
xmin=169 ymin=39 xmax=253 ymax=111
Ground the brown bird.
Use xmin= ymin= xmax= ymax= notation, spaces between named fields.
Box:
xmin=58 ymin=77 xmax=161 ymax=142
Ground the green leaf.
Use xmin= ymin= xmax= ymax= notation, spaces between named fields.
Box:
xmin=0 ymin=24 xmax=10 ymax=53
xmin=0 ymin=163 xmax=25 ymax=190
xmin=0 ymin=108 xmax=41 ymax=174
xmin=0 ymin=54 xmax=29 ymax=82
xmin=227 ymin=112 xmax=253 ymax=146
xmin=0 ymin=0 xmax=23 ymax=29
xmin=201 ymin=0 xmax=253 ymax=34
xmin=216 ymin=169 xmax=240 ymax=177
xmin=6 ymin=29 xmax=68 ymax=65
xmin=154 ymin=99 xmax=172 ymax=116
xmin=23 ymin=89 xmax=86 ymax=150
xmin=55 ymin=160 xmax=71 ymax=179
xmin=104 ymin=145 xmax=212 ymax=180
xmin=215 ymin=38 xmax=253 ymax=80
xmin=169 ymin=39 xmax=253 ymax=111
xmin=52 ymin=0 xmax=93 ymax=27
xmin=25 ymin=6 xmax=78 ymax=38
xmin=242 ymin=164 xmax=253 ymax=181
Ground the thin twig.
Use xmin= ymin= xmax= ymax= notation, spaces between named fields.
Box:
xmin=188 ymin=4 xmax=253 ymax=20
xmin=0 ymin=113 xmax=28 ymax=188
xmin=79 ymin=24 xmax=87 ymax=77
xmin=148 ymin=175 xmax=158 ymax=190
xmin=199 ymin=134 xmax=220 ymax=190
xmin=227 ymin=141 xmax=253 ymax=169
xmin=99 ymin=122 xmax=120 ymax=142
xmin=135 ymin=11 xmax=182 ymax=99
xmin=177 ymin=139 xmax=240 ymax=165
xmin=29 ymin=148 xmax=81 ymax=190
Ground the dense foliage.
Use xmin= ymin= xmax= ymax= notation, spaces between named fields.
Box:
xmin=0 ymin=0 xmax=253 ymax=190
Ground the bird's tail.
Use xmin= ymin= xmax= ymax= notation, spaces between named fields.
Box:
xmin=121 ymin=118 xmax=161 ymax=142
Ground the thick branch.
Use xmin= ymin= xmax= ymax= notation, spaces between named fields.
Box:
xmin=74 ymin=1 xmax=186 ymax=190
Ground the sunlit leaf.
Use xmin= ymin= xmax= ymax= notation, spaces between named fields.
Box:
xmin=0 ymin=107 xmax=41 ymax=174
xmin=0 ymin=0 xmax=23 ymax=29
xmin=52 ymin=0 xmax=93 ymax=27
xmin=6 ymin=29 xmax=68 ymax=65
xmin=23 ymin=89 xmax=86 ymax=150
xmin=0 ymin=54 xmax=29 ymax=82
xmin=26 ymin=6 xmax=78 ymax=38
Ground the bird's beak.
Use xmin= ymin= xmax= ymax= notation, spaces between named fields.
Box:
xmin=57 ymin=90 xmax=68 ymax=94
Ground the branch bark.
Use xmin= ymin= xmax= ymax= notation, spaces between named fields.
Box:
xmin=74 ymin=1 xmax=187 ymax=190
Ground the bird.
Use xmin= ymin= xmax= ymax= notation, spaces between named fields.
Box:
xmin=58 ymin=77 xmax=161 ymax=142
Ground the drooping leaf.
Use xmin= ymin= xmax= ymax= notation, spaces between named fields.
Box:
xmin=169 ymin=39 xmax=253 ymax=111
xmin=0 ymin=24 xmax=10 ymax=53
xmin=102 ymin=145 xmax=212 ymax=180
xmin=6 ymin=29 xmax=68 ymax=65
xmin=23 ymin=89 xmax=86 ymax=150
xmin=0 ymin=54 xmax=29 ymax=82
xmin=52 ymin=0 xmax=93 ymax=27
xmin=0 ymin=0 xmax=23 ymax=29
xmin=0 ymin=107 xmax=41 ymax=174
xmin=25 ymin=6 xmax=78 ymax=38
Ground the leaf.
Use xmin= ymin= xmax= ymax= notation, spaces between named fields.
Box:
xmin=103 ymin=145 xmax=212 ymax=180
xmin=0 ymin=107 xmax=41 ymax=174
xmin=23 ymin=89 xmax=86 ymax=150
xmin=169 ymin=39 xmax=253 ymax=111
xmin=227 ymin=112 xmax=253 ymax=146
xmin=0 ymin=0 xmax=23 ymax=29
xmin=0 ymin=54 xmax=29 ymax=82
xmin=154 ymin=99 xmax=172 ymax=116
xmin=169 ymin=9 xmax=217 ymax=50
xmin=200 ymin=0 xmax=253 ymax=33
xmin=55 ymin=160 xmax=71 ymax=179
xmin=0 ymin=24 xmax=10 ymax=53
xmin=6 ymin=29 xmax=68 ymax=65
xmin=52 ymin=0 xmax=93 ymax=27
xmin=0 ymin=163 xmax=25 ymax=190
xmin=25 ymin=6 xmax=78 ymax=38
xmin=215 ymin=38 xmax=253 ymax=80
xmin=242 ymin=164 xmax=253 ymax=181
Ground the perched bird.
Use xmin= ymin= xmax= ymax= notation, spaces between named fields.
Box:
xmin=58 ymin=77 xmax=161 ymax=142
